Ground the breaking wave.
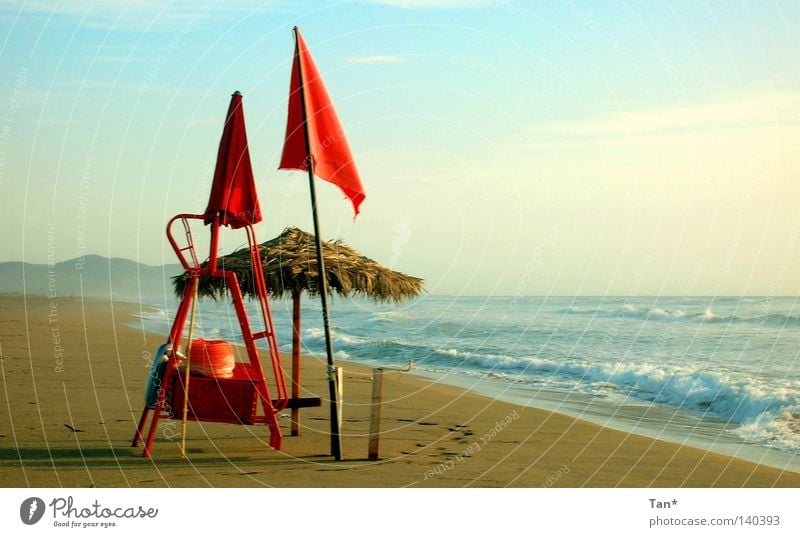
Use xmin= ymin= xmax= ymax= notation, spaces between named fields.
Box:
xmin=561 ymin=304 xmax=800 ymax=327
xmin=430 ymin=346 xmax=800 ymax=450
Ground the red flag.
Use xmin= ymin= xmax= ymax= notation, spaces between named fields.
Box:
xmin=205 ymin=91 xmax=261 ymax=229
xmin=279 ymin=28 xmax=365 ymax=216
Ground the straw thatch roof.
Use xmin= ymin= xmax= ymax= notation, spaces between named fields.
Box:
xmin=173 ymin=227 xmax=424 ymax=302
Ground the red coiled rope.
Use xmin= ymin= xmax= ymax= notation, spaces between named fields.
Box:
xmin=189 ymin=339 xmax=235 ymax=379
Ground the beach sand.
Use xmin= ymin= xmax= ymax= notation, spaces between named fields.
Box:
xmin=1 ymin=295 xmax=798 ymax=487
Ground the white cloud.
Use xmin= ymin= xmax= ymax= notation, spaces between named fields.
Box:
xmin=532 ymin=92 xmax=800 ymax=141
xmin=188 ymin=115 xmax=220 ymax=127
xmin=344 ymin=55 xmax=406 ymax=64
xmin=0 ymin=0 xmax=257 ymax=31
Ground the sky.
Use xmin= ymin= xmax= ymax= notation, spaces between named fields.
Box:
xmin=0 ymin=0 xmax=799 ymax=296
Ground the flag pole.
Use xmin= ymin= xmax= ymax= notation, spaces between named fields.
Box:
xmin=292 ymin=26 xmax=343 ymax=460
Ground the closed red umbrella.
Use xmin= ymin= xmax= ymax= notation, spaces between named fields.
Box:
xmin=204 ymin=91 xmax=261 ymax=229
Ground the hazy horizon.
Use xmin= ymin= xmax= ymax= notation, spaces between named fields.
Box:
xmin=1 ymin=1 xmax=799 ymax=297
xmin=3 ymin=253 xmax=800 ymax=300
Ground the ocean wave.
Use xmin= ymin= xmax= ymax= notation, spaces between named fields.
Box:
xmin=601 ymin=365 xmax=798 ymax=424
xmin=758 ymin=313 xmax=800 ymax=328
xmin=305 ymin=327 xmax=368 ymax=346
xmin=133 ymin=308 xmax=170 ymax=321
xmin=733 ymin=409 xmax=800 ymax=452
xmin=303 ymin=327 xmax=423 ymax=360
xmin=430 ymin=347 xmax=799 ymax=429
xmin=561 ymin=304 xmax=800 ymax=327
xmin=371 ymin=310 xmax=414 ymax=323
xmin=433 ymin=348 xmax=536 ymax=371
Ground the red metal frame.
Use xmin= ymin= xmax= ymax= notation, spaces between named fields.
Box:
xmin=132 ymin=213 xmax=288 ymax=457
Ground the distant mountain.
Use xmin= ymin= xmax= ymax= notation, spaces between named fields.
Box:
xmin=0 ymin=255 xmax=184 ymax=300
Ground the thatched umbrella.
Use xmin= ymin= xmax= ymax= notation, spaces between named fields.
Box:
xmin=175 ymin=226 xmax=423 ymax=303
xmin=173 ymin=227 xmax=424 ymax=434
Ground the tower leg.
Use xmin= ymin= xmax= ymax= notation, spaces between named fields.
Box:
xmin=142 ymin=396 xmax=165 ymax=458
xmin=267 ymin=415 xmax=282 ymax=450
xmin=131 ymin=407 xmax=150 ymax=447
xmin=139 ymin=277 xmax=197 ymax=457
xmin=254 ymin=380 xmax=283 ymax=450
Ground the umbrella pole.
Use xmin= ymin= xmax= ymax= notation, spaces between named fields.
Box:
xmin=291 ymin=289 xmax=302 ymax=436
xmin=293 ymin=27 xmax=343 ymax=460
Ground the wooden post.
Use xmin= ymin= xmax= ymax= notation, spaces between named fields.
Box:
xmin=335 ymin=366 xmax=344 ymax=433
xmin=290 ymin=289 xmax=302 ymax=436
xmin=367 ymin=368 xmax=384 ymax=461
xmin=180 ymin=281 xmax=199 ymax=459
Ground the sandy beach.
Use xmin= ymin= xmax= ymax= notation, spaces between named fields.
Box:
xmin=1 ymin=294 xmax=798 ymax=488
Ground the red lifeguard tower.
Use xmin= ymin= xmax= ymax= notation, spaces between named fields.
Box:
xmin=132 ymin=91 xmax=296 ymax=457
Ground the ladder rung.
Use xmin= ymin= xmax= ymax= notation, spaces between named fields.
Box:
xmin=252 ymin=330 xmax=272 ymax=340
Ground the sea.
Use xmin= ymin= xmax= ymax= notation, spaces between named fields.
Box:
xmin=133 ymin=295 xmax=800 ymax=472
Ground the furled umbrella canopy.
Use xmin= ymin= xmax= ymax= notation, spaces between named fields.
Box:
xmin=204 ymin=91 xmax=261 ymax=229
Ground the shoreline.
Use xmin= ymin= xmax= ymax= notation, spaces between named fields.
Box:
xmin=407 ymin=368 xmax=800 ymax=473
xmin=1 ymin=294 xmax=799 ymax=487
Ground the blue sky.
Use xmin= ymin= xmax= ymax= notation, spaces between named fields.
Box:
xmin=1 ymin=0 xmax=799 ymax=296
